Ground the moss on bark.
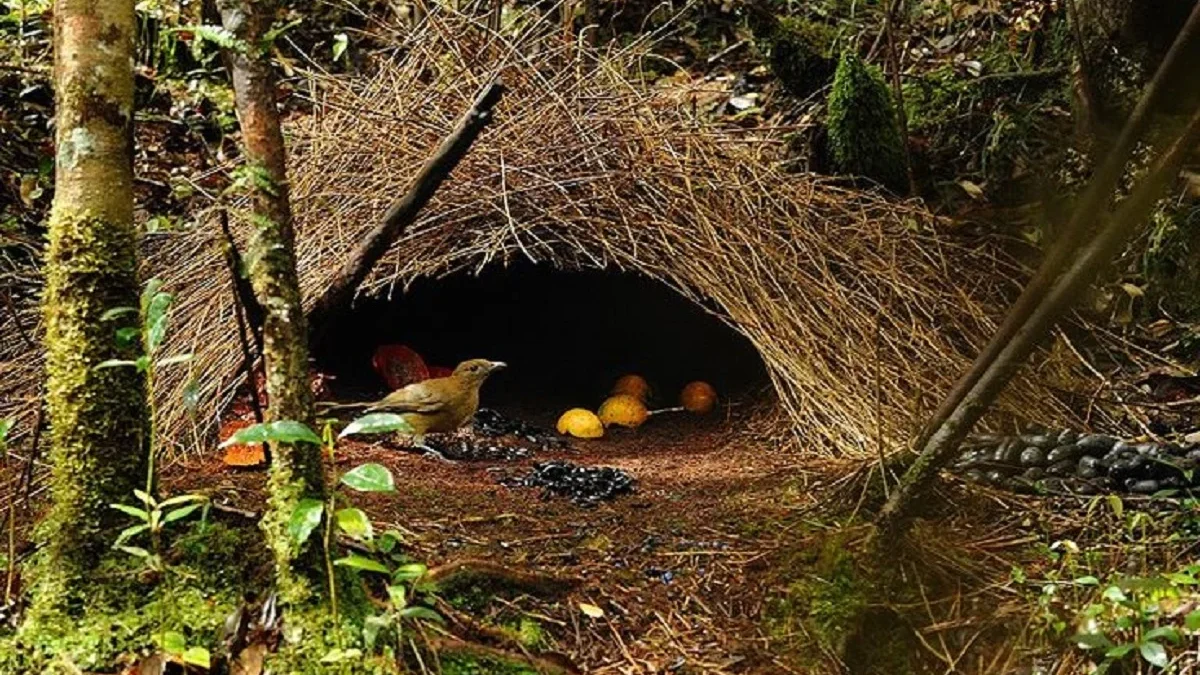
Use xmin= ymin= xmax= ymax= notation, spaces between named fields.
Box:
xmin=28 ymin=0 xmax=148 ymax=619
xmin=218 ymin=0 xmax=327 ymax=603
xmin=826 ymin=51 xmax=907 ymax=191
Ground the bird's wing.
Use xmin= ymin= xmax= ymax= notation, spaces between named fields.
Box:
xmin=369 ymin=381 xmax=451 ymax=414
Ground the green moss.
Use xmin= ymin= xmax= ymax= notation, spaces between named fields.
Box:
xmin=826 ymin=51 xmax=906 ymax=191
xmin=764 ymin=530 xmax=921 ymax=673
xmin=36 ymin=210 xmax=148 ymax=613
xmin=766 ymin=17 xmax=838 ymax=98
xmin=3 ymin=523 xmax=261 ymax=674
xmin=439 ymin=654 xmax=540 ymax=675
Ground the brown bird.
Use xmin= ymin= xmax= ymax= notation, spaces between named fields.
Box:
xmin=323 ymin=358 xmax=506 ymax=461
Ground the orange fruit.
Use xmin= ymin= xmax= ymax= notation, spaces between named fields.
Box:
xmin=680 ymin=381 xmax=717 ymax=414
xmin=597 ymin=395 xmax=650 ymax=428
xmin=611 ymin=374 xmax=651 ymax=402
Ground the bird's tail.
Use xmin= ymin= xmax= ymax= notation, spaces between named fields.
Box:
xmin=315 ymin=401 xmax=373 ymax=413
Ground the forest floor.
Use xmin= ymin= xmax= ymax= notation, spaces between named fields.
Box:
xmin=166 ymin=403 xmax=822 ymax=673
xmin=154 ymin=398 xmax=1115 ymax=674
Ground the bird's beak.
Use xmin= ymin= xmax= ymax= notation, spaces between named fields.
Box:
xmin=489 ymin=361 xmax=507 ymax=372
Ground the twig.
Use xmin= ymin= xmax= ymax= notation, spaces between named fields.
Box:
xmin=218 ymin=210 xmax=266 ymax=426
xmin=307 ymin=80 xmax=506 ymax=342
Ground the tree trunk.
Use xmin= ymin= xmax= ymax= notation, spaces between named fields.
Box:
xmin=219 ymin=0 xmax=327 ymax=603
xmin=31 ymin=0 xmax=149 ymax=612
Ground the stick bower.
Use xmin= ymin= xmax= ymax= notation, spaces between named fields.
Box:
xmin=0 ymin=12 xmax=1097 ymax=460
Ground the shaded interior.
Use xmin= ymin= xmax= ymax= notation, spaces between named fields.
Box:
xmin=311 ymin=262 xmax=772 ymax=418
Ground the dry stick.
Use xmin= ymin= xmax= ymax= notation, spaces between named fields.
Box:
xmin=907 ymin=1 xmax=1200 ymax=456
xmin=306 ymin=80 xmax=505 ymax=343
xmin=218 ymin=210 xmax=266 ymax=426
xmin=878 ymin=104 xmax=1200 ymax=537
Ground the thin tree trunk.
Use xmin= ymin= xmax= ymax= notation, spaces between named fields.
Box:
xmin=32 ymin=0 xmax=148 ymax=611
xmin=219 ymin=0 xmax=327 ymax=602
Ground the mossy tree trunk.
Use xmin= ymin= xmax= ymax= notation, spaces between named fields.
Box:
xmin=32 ymin=0 xmax=149 ymax=611
xmin=218 ymin=0 xmax=328 ymax=603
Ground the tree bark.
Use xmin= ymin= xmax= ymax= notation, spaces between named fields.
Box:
xmin=219 ymin=0 xmax=327 ymax=603
xmin=32 ymin=0 xmax=148 ymax=610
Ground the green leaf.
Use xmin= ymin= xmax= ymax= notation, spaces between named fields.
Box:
xmin=1074 ymin=576 xmax=1100 ymax=586
xmin=117 ymin=545 xmax=151 ymax=559
xmin=219 ymin=420 xmax=322 ymax=447
xmin=320 ymin=648 xmax=363 ymax=663
xmin=182 ymin=378 xmax=201 ymax=411
xmin=288 ymin=498 xmax=325 ymax=546
xmin=161 ymin=631 xmax=187 ymax=655
xmin=1138 ymin=641 xmax=1168 ymax=668
xmin=1107 ymin=494 xmax=1123 ymax=519
xmin=378 ymin=530 xmax=403 ymax=554
xmin=333 ymin=554 xmax=391 ymax=575
xmin=398 ymin=606 xmax=444 ymax=624
xmin=362 ymin=614 xmax=391 ymax=651
xmin=135 ymin=355 xmax=151 ymax=372
xmin=110 ymin=503 xmax=150 ymax=521
xmin=340 ymin=463 xmax=396 ymax=492
xmin=174 ymin=24 xmax=249 ymax=53
xmin=140 ymin=278 xmax=164 ymax=312
xmin=262 ymin=18 xmax=303 ymax=45
xmin=114 ymin=523 xmax=150 ymax=546
xmin=332 ymin=32 xmax=348 ymax=61
xmin=1105 ymin=643 xmax=1136 ymax=659
xmin=1073 ymin=632 xmax=1112 ymax=650
xmin=1102 ymin=586 xmax=1127 ymax=603
xmin=133 ymin=489 xmax=154 ymax=505
xmin=1164 ymin=572 xmax=1197 ymax=585
xmin=101 ymin=306 xmax=138 ymax=321
xmin=163 ymin=503 xmax=204 ymax=525
xmin=339 ymin=413 xmax=414 ymax=438
xmin=95 ymin=359 xmax=139 ymax=370
xmin=386 ymin=584 xmax=407 ymax=608
xmin=391 ymin=562 xmax=427 ymax=581
xmin=1186 ymin=609 xmax=1200 ymax=632
xmin=115 ymin=326 xmax=140 ymax=349
xmin=1143 ymin=626 xmax=1181 ymax=644
xmin=158 ymin=494 xmax=207 ymax=509
xmin=335 ymin=508 xmax=374 ymax=541
xmin=145 ymin=291 xmax=174 ymax=354
xmin=155 ymin=353 xmax=194 ymax=368
xmin=182 ymin=646 xmax=211 ymax=669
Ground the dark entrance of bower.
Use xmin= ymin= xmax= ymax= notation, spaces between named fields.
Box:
xmin=311 ymin=262 xmax=771 ymax=422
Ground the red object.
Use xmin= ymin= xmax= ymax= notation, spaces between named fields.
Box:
xmin=220 ymin=419 xmax=265 ymax=468
xmin=372 ymin=344 xmax=430 ymax=390
xmin=428 ymin=365 xmax=454 ymax=379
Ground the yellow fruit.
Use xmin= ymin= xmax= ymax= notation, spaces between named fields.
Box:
xmin=597 ymin=394 xmax=650 ymax=428
xmin=680 ymin=381 xmax=717 ymax=414
xmin=556 ymin=408 xmax=605 ymax=439
xmin=611 ymin=374 xmax=651 ymax=402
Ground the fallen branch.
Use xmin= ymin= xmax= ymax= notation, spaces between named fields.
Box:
xmin=307 ymin=80 xmax=506 ymax=342
xmin=426 ymin=637 xmax=580 ymax=675
xmin=424 ymin=558 xmax=581 ymax=598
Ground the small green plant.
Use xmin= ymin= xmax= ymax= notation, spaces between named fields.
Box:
xmin=221 ymin=412 xmax=445 ymax=660
xmin=110 ymin=490 xmax=209 ymax=572
xmin=1071 ymin=566 xmax=1200 ymax=673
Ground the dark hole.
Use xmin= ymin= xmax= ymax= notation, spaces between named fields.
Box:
xmin=311 ymin=261 xmax=772 ymax=415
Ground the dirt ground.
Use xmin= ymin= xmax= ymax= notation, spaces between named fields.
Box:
xmin=164 ymin=402 xmax=830 ymax=673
